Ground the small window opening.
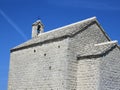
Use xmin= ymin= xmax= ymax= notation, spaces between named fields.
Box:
xmin=49 ymin=66 xmax=51 ymax=70
xmin=34 ymin=50 xmax=36 ymax=52
xmin=44 ymin=53 xmax=46 ymax=56
xmin=58 ymin=45 xmax=60 ymax=48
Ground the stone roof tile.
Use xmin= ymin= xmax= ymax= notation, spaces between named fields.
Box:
xmin=77 ymin=41 xmax=118 ymax=59
xmin=11 ymin=17 xmax=97 ymax=51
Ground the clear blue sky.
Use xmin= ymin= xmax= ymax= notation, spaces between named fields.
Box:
xmin=0 ymin=0 xmax=120 ymax=90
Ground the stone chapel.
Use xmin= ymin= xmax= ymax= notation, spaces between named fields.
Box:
xmin=8 ymin=17 xmax=120 ymax=90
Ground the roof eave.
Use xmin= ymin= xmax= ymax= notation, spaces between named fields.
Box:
xmin=77 ymin=42 xmax=118 ymax=60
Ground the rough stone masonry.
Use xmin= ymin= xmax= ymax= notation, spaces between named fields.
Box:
xmin=8 ymin=17 xmax=120 ymax=90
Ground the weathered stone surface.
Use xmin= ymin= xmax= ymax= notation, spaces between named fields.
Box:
xmin=77 ymin=41 xmax=117 ymax=58
xmin=11 ymin=17 xmax=97 ymax=51
xmin=32 ymin=20 xmax=44 ymax=38
xmin=8 ymin=17 xmax=120 ymax=90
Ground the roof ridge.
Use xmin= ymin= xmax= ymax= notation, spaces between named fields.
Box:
xmin=38 ymin=17 xmax=96 ymax=36
xmin=94 ymin=40 xmax=118 ymax=46
xmin=11 ymin=17 xmax=98 ymax=52
xmin=77 ymin=44 xmax=117 ymax=60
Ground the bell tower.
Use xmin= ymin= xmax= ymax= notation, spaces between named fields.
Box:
xmin=32 ymin=20 xmax=44 ymax=38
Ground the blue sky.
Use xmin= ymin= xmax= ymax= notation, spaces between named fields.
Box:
xmin=0 ymin=0 xmax=120 ymax=90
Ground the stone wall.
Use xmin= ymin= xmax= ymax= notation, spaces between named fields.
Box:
xmin=77 ymin=58 xmax=100 ymax=90
xmin=69 ymin=23 xmax=110 ymax=90
xmin=99 ymin=47 xmax=120 ymax=90
xmin=8 ymin=38 xmax=69 ymax=90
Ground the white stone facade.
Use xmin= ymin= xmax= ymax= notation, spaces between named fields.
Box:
xmin=8 ymin=17 xmax=120 ymax=90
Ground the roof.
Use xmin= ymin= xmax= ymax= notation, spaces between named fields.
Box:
xmin=77 ymin=41 xmax=118 ymax=59
xmin=11 ymin=16 xmax=110 ymax=52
